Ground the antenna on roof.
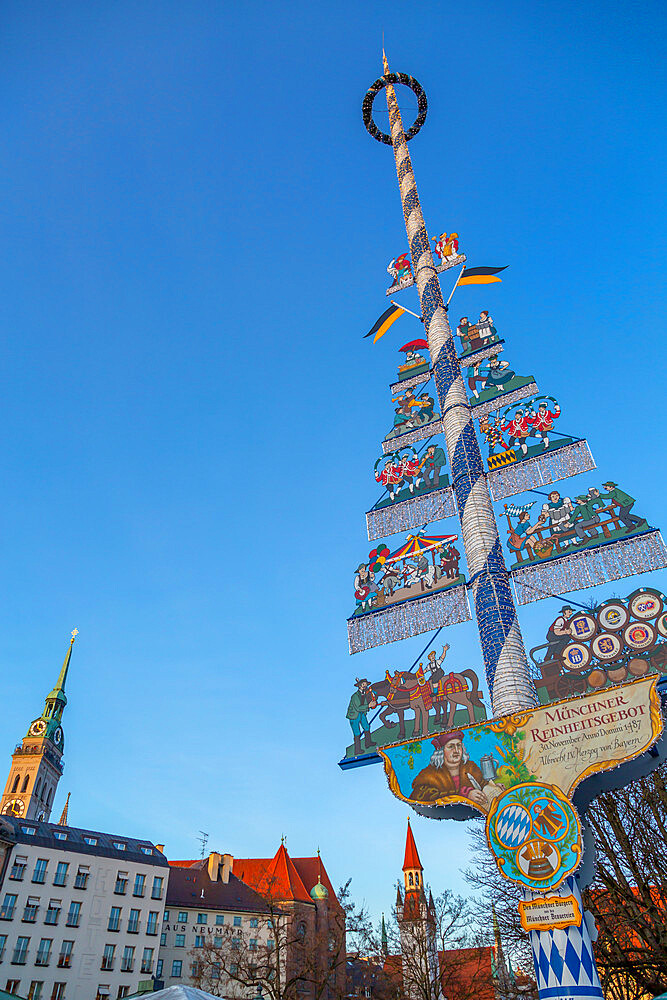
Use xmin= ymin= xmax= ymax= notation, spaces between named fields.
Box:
xmin=198 ymin=831 xmax=209 ymax=858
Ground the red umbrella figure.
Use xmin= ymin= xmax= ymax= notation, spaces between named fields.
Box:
xmin=399 ymin=339 xmax=428 ymax=352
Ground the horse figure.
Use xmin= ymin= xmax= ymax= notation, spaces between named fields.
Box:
xmin=374 ymin=668 xmax=432 ymax=739
xmin=429 ymin=666 xmax=486 ymax=728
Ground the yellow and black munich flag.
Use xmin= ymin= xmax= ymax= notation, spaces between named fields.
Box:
xmin=364 ymin=303 xmax=406 ymax=343
xmin=457 ymin=265 xmax=508 ymax=286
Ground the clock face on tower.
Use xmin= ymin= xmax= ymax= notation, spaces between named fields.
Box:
xmin=3 ymin=798 xmax=25 ymax=817
xmin=29 ymin=720 xmax=47 ymax=737
xmin=53 ymin=727 xmax=63 ymax=745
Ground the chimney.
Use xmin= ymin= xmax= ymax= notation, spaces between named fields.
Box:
xmin=207 ymin=852 xmax=223 ymax=882
xmin=222 ymin=854 xmax=233 ymax=883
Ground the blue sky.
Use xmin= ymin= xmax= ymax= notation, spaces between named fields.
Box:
xmin=0 ymin=0 xmax=666 ymax=926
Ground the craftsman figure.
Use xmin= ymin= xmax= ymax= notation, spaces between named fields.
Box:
xmin=541 ymin=491 xmax=574 ymax=534
xmin=346 ymin=678 xmax=377 ymax=755
xmin=600 ymin=481 xmax=649 ymax=534
xmin=501 ymin=408 xmax=531 ymax=456
xmin=544 ymin=606 xmax=575 ymax=662
xmin=419 ymin=444 xmax=447 ymax=489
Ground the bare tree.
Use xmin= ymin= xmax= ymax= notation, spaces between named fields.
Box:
xmin=383 ymin=886 xmax=500 ymax=1000
xmin=190 ymin=878 xmax=371 ymax=1000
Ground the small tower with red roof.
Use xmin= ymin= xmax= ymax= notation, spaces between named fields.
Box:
xmin=396 ymin=820 xmax=443 ymax=1000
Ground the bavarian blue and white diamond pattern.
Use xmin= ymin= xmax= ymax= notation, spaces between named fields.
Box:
xmin=495 ymin=803 xmax=531 ymax=848
xmin=527 ymin=879 xmax=603 ymax=1000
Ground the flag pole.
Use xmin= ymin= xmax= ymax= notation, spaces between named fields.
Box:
xmin=445 ymin=265 xmax=466 ymax=308
xmin=390 ymin=300 xmax=422 ymax=320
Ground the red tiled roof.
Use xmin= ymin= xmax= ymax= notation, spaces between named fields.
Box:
xmin=385 ymin=948 xmax=496 ymax=1000
xmin=234 ymin=845 xmax=311 ymax=903
xmin=170 ymin=848 xmax=340 ymax=908
xmin=403 ymin=819 xmax=422 ymax=872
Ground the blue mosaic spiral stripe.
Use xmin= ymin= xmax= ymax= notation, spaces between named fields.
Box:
xmin=383 ymin=74 xmax=537 ymax=715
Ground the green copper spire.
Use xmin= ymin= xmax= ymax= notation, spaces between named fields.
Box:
xmin=46 ymin=629 xmax=77 ymax=705
xmin=25 ymin=630 xmax=78 ymax=748
xmin=381 ymin=913 xmax=388 ymax=956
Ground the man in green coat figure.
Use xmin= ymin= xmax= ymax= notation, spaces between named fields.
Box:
xmin=419 ymin=443 xmax=447 ymax=489
xmin=600 ymin=481 xmax=649 ymax=534
xmin=346 ymin=678 xmax=377 ymax=756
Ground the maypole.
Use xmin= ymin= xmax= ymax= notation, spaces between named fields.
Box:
xmin=342 ymin=50 xmax=667 ymax=1000
xmin=370 ymin=51 xmax=535 ymax=718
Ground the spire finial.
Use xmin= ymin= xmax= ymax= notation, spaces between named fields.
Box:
xmin=70 ymin=629 xmax=78 ymax=644
xmin=382 ymin=45 xmax=389 ymax=75
xmin=58 ymin=792 xmax=70 ymax=827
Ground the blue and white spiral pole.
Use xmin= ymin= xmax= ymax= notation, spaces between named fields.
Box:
xmin=363 ymin=56 xmax=603 ymax=1000
xmin=364 ymin=55 xmax=536 ymax=718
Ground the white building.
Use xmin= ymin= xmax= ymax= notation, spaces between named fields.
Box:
xmin=0 ymin=817 xmax=168 ymax=1000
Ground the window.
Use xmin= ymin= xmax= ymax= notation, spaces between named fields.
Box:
xmin=140 ymin=847 xmax=152 ymax=856
xmin=230 ymin=964 xmax=238 ymax=975
xmin=11 ymin=775 xmax=20 ymax=794
xmin=12 ymin=937 xmax=29 ymax=964
xmin=66 ymin=902 xmax=81 ymax=928
xmin=95 ymin=986 xmax=110 ymax=1000
xmin=211 ymin=963 xmax=221 ymax=981
xmin=190 ymin=962 xmax=199 ymax=978
xmin=23 ymin=898 xmax=39 ymax=923
xmin=51 ymin=984 xmax=65 ymax=1000
xmin=196 ymin=912 xmax=207 ymax=924
xmin=171 ymin=960 xmax=182 ymax=978
xmin=0 ymin=934 xmax=7 ymax=960
xmin=21 ymin=827 xmax=35 ymax=836
xmin=74 ymin=867 xmax=89 ymax=890
xmin=163 ymin=910 xmax=169 ymax=922
xmin=117 ymin=988 xmax=130 ymax=999
xmin=101 ymin=945 xmax=115 ymax=971
xmin=231 ymin=938 xmax=241 ymax=950
xmin=249 ymin=939 xmax=258 ymax=951
xmin=35 ymin=939 xmax=52 ymax=967
xmin=296 ymin=922 xmax=307 ymax=941
xmin=44 ymin=900 xmax=61 ymax=926
xmin=107 ymin=907 xmax=121 ymax=933
xmin=233 ymin=916 xmax=241 ymax=927
xmin=114 ymin=873 xmax=128 ymax=895
xmin=141 ymin=948 xmax=154 ymax=974
xmin=146 ymin=911 xmax=158 ymax=935
xmin=120 ymin=946 xmax=134 ymax=973
xmin=194 ymin=936 xmax=204 ymax=949
xmin=249 ymin=918 xmax=258 ymax=928
xmin=268 ymin=939 xmax=275 ymax=950
xmin=53 ymin=833 xmax=67 ymax=842
xmin=6 ymin=981 xmax=21 ymax=994
xmin=83 ymin=837 xmax=97 ymax=846
xmin=174 ymin=935 xmax=185 ymax=948
xmin=112 ymin=843 xmax=125 ymax=852
xmin=151 ymin=877 xmax=164 ymax=900
xmin=53 ymin=863 xmax=68 ymax=888
xmin=9 ymin=857 xmax=27 ymax=881
xmin=177 ymin=912 xmax=188 ymax=923
xmin=28 ymin=981 xmax=44 ymax=1000
xmin=215 ymin=914 xmax=224 ymax=926
xmin=127 ymin=909 xmax=140 ymax=934
xmin=57 ymin=942 xmax=73 ymax=969
xmin=156 ymin=960 xmax=163 ymax=979
xmin=159 ymin=932 xmax=166 ymax=947
xmin=32 ymin=860 xmax=48 ymax=885
xmin=132 ymin=874 xmax=145 ymax=898
xmin=1 ymin=895 xmax=18 ymax=920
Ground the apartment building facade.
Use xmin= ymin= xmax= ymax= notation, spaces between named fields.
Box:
xmin=0 ymin=818 xmax=168 ymax=1000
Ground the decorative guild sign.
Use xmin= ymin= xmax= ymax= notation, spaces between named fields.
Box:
xmin=349 ymin=533 xmax=470 ymax=653
xmin=518 ymin=893 xmax=581 ymax=931
xmin=366 ymin=445 xmax=456 ymax=540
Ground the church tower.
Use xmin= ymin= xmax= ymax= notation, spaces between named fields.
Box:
xmin=0 ymin=631 xmax=77 ymax=823
xmin=396 ymin=820 xmax=442 ymax=1000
